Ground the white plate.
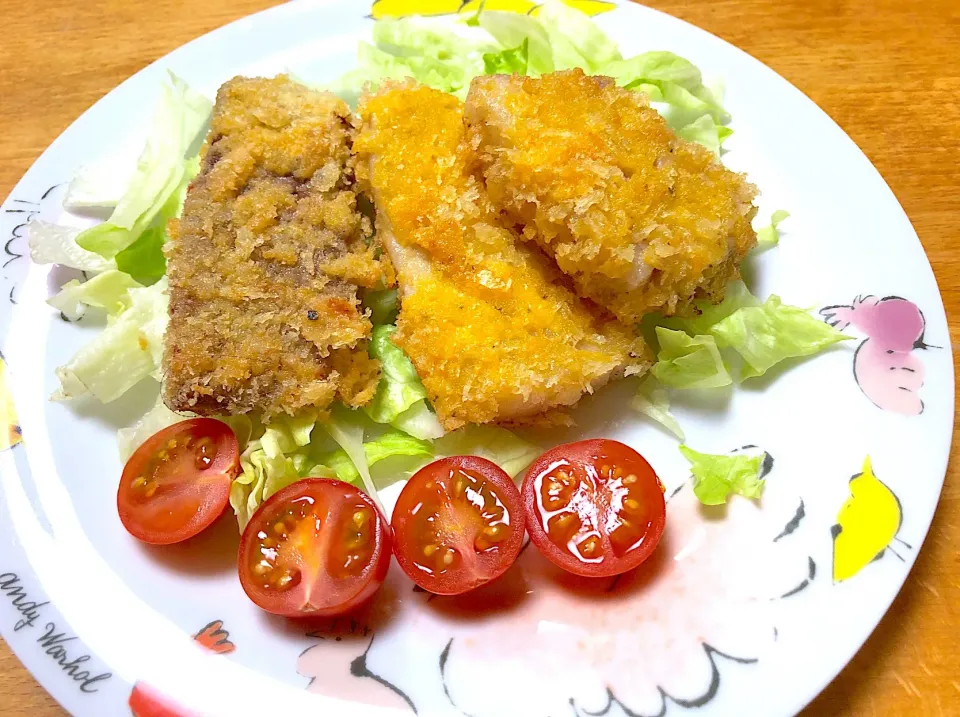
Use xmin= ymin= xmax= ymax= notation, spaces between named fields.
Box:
xmin=0 ymin=1 xmax=953 ymax=715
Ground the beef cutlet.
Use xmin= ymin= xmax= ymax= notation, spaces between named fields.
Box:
xmin=464 ymin=69 xmax=759 ymax=323
xmin=163 ymin=76 xmax=389 ymax=418
xmin=354 ymin=83 xmax=649 ymax=431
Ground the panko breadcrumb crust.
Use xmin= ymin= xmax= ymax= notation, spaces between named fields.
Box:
xmin=163 ymin=76 xmax=389 ymax=418
xmin=465 ymin=69 xmax=758 ymax=322
xmin=355 ymin=83 xmax=650 ymax=431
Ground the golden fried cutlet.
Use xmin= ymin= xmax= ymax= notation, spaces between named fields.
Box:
xmin=354 ymin=83 xmax=649 ymax=431
xmin=163 ymin=76 xmax=389 ymax=418
xmin=464 ymin=69 xmax=759 ymax=322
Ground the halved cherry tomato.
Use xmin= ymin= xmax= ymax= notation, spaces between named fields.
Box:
xmin=522 ymin=439 xmax=665 ymax=578
xmin=391 ymin=456 xmax=524 ymax=595
xmin=118 ymin=418 xmax=239 ymax=545
xmin=238 ymin=479 xmax=391 ymax=618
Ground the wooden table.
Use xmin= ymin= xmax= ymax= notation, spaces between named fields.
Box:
xmin=0 ymin=0 xmax=957 ymax=714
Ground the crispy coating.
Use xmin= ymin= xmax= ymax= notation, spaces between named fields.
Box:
xmin=355 ymin=83 xmax=649 ymax=430
xmin=163 ymin=76 xmax=388 ymax=418
xmin=464 ymin=70 xmax=759 ymax=322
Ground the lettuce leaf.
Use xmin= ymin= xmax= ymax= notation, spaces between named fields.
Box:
xmin=330 ymin=20 xmax=496 ymax=102
xmin=392 ymin=400 xmax=446 ymax=440
xmin=117 ymin=396 xmax=185 ymax=462
xmin=322 ymin=407 xmax=386 ymax=514
xmin=28 ymin=221 xmax=115 ymax=273
xmin=756 ymin=209 xmax=790 ymax=250
xmin=76 ymin=74 xmax=210 ymax=259
xmin=711 ymin=295 xmax=853 ymax=378
xmin=675 ymin=114 xmax=732 ymax=157
xmin=366 ymin=325 xmax=429 ymax=424
xmin=319 ymin=430 xmax=433 ymax=484
xmin=47 ymin=269 xmax=141 ymax=321
xmin=364 ymin=288 xmax=399 ymax=326
xmin=660 ymin=280 xmax=760 ymax=336
xmin=483 ymin=39 xmax=530 ymax=75
xmin=52 ymin=278 xmax=168 ymax=402
xmin=434 ymin=425 xmax=538 ymax=478
xmin=651 ymin=327 xmax=732 ymax=389
xmin=631 ymin=376 xmax=684 ymax=439
xmin=479 ymin=12 xmax=554 ymax=74
xmin=679 ymin=445 xmax=764 ymax=505
xmin=536 ymin=0 xmax=621 ymax=71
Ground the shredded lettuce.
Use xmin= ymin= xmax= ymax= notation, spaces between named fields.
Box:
xmin=117 ymin=396 xmax=185 ymax=462
xmin=483 ymin=39 xmax=530 ymax=74
xmin=327 ymin=2 xmax=730 ymax=153
xmin=756 ymin=209 xmax=790 ymax=250
xmin=536 ymin=0 xmax=621 ymax=71
xmin=53 ymin=278 xmax=168 ymax=402
xmin=364 ymin=288 xmax=399 ymax=326
xmin=391 ymin=400 xmax=445 ymax=440
xmin=28 ymin=221 xmax=115 ymax=273
xmin=680 ymin=445 xmax=764 ymax=505
xmin=63 ymin=151 xmax=139 ymax=211
xmin=366 ymin=325 xmax=430 ymax=423
xmin=660 ymin=280 xmax=760 ymax=337
xmin=319 ymin=430 xmax=433 ymax=484
xmin=479 ymin=12 xmax=554 ymax=74
xmin=631 ymin=376 xmax=684 ymax=439
xmin=651 ymin=327 xmax=732 ymax=389
xmin=434 ymin=425 xmax=539 ymax=478
xmin=329 ymin=19 xmax=496 ymax=102
xmin=711 ymin=295 xmax=853 ymax=379
xmin=47 ymin=269 xmax=141 ymax=321
xmin=322 ymin=407 xmax=386 ymax=514
xmin=75 ymin=75 xmax=210 ymax=259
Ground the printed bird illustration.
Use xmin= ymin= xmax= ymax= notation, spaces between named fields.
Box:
xmin=371 ymin=0 xmax=615 ymax=19
xmin=129 ymin=621 xmax=234 ymax=716
xmin=820 ymin=295 xmax=931 ymax=415
xmin=831 ymin=456 xmax=907 ymax=582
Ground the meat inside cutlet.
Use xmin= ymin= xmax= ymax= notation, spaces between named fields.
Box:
xmin=163 ymin=76 xmax=389 ymax=418
xmin=354 ymin=83 xmax=649 ymax=431
xmin=464 ymin=69 xmax=759 ymax=323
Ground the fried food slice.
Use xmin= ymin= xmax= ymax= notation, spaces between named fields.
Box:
xmin=355 ymin=83 xmax=649 ymax=431
xmin=163 ymin=76 xmax=388 ymax=418
xmin=464 ymin=69 xmax=758 ymax=322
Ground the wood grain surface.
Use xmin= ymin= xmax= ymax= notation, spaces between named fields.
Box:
xmin=0 ymin=0 xmax=957 ymax=715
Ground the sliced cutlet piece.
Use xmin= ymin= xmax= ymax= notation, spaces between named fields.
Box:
xmin=464 ymin=69 xmax=759 ymax=322
xmin=163 ymin=76 xmax=389 ymax=418
xmin=354 ymin=83 xmax=649 ymax=431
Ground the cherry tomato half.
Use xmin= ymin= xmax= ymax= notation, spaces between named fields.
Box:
xmin=391 ymin=456 xmax=524 ymax=595
xmin=129 ymin=682 xmax=193 ymax=717
xmin=118 ymin=418 xmax=239 ymax=545
xmin=238 ymin=479 xmax=391 ymax=618
xmin=522 ymin=439 xmax=666 ymax=578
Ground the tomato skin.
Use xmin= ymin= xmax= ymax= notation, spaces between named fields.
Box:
xmin=118 ymin=418 xmax=239 ymax=545
xmin=522 ymin=439 xmax=666 ymax=578
xmin=238 ymin=479 xmax=391 ymax=618
xmin=391 ymin=456 xmax=524 ymax=596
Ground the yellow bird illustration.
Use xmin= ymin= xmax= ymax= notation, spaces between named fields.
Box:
xmin=0 ymin=356 xmax=22 ymax=451
xmin=371 ymin=0 xmax=615 ymax=20
xmin=831 ymin=456 xmax=907 ymax=582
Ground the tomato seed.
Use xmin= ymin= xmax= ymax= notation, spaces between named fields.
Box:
xmin=194 ymin=437 xmax=217 ymax=470
xmin=423 ymin=544 xmax=438 ymax=557
xmin=442 ymin=549 xmax=456 ymax=566
xmin=623 ymin=474 xmax=637 ymax=484
xmin=624 ymin=498 xmax=640 ymax=511
xmin=144 ymin=483 xmax=157 ymax=499
xmin=274 ymin=569 xmax=301 ymax=590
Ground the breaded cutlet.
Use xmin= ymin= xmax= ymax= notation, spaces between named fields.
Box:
xmin=354 ymin=83 xmax=650 ymax=431
xmin=163 ymin=76 xmax=390 ymax=418
xmin=464 ymin=69 xmax=758 ymax=323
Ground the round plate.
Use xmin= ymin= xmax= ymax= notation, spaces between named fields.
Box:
xmin=0 ymin=1 xmax=953 ymax=715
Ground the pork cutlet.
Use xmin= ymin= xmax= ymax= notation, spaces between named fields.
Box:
xmin=163 ymin=76 xmax=389 ymax=418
